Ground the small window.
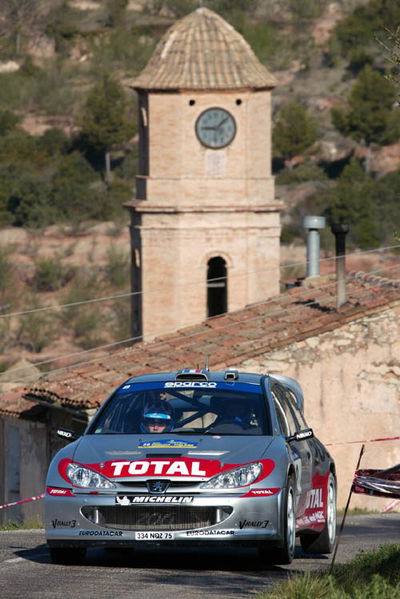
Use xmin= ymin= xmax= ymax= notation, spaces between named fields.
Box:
xmin=207 ymin=257 xmax=227 ymax=317
xmin=283 ymin=387 xmax=308 ymax=430
xmin=272 ymin=385 xmax=298 ymax=436
xmin=272 ymin=393 xmax=289 ymax=436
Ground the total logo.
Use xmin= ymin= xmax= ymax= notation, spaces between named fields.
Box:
xmin=305 ymin=488 xmax=323 ymax=509
xmin=97 ymin=458 xmax=221 ymax=478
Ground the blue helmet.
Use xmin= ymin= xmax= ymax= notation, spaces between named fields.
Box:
xmin=141 ymin=400 xmax=174 ymax=433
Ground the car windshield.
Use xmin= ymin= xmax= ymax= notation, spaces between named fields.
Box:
xmin=89 ymin=381 xmax=271 ymax=436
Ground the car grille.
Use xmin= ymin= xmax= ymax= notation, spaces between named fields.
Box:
xmin=82 ymin=505 xmax=232 ymax=531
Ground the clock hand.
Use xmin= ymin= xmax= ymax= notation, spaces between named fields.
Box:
xmin=201 ymin=126 xmax=217 ymax=130
xmin=216 ymin=116 xmax=228 ymax=129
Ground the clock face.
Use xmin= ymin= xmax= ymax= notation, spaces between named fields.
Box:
xmin=195 ymin=107 xmax=236 ymax=149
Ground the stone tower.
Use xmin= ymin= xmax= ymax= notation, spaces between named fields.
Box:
xmin=125 ymin=7 xmax=281 ymax=341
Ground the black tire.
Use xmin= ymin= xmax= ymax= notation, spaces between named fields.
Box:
xmin=49 ymin=546 xmax=86 ymax=565
xmin=258 ymin=476 xmax=296 ymax=566
xmin=300 ymin=472 xmax=337 ymax=554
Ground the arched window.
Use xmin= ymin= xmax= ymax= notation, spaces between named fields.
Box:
xmin=207 ymin=257 xmax=227 ymax=318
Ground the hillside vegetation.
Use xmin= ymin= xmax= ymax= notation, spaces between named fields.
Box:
xmin=0 ymin=0 xmax=399 ymax=246
xmin=0 ymin=0 xmax=400 ymax=377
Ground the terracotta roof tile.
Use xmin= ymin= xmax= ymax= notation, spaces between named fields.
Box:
xmin=132 ymin=8 xmax=276 ymax=91
xmin=0 ymin=271 xmax=398 ymax=416
xmin=0 ymin=391 xmax=35 ymax=419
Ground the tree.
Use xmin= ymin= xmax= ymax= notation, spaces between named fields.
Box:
xmin=0 ymin=0 xmax=50 ymax=56
xmin=331 ymin=65 xmax=400 ymax=147
xmin=104 ymin=0 xmax=129 ymax=28
xmin=380 ymin=24 xmax=400 ymax=93
xmin=273 ymin=101 xmax=318 ymax=167
xmin=326 ymin=157 xmax=379 ymax=249
xmin=76 ymin=75 xmax=135 ymax=184
xmin=0 ymin=110 xmax=20 ymax=135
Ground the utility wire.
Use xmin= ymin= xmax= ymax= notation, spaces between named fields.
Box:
xmin=14 ymin=261 xmax=400 ymax=383
xmin=32 ymin=282 xmax=400 ymax=381
xmin=1 ymin=243 xmax=399 ymax=320
xmin=12 ymin=260 xmax=400 ymax=377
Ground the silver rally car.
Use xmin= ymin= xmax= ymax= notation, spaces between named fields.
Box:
xmin=45 ymin=369 xmax=337 ymax=565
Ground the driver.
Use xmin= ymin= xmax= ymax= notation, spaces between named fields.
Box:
xmin=218 ymin=398 xmax=254 ymax=429
xmin=141 ymin=400 xmax=174 ymax=433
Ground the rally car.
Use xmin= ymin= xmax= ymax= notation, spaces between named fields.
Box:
xmin=45 ymin=368 xmax=337 ymax=565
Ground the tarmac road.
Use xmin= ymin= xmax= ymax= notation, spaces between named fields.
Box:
xmin=0 ymin=514 xmax=399 ymax=599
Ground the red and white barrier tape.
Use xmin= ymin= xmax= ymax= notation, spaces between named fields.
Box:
xmin=0 ymin=493 xmax=44 ymax=510
xmin=0 ymin=437 xmax=398 ymax=511
xmin=382 ymin=499 xmax=400 ymax=512
xmin=326 ymin=435 xmax=400 ymax=447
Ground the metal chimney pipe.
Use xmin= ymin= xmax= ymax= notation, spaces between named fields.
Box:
xmin=331 ymin=223 xmax=350 ymax=308
xmin=302 ymin=216 xmax=326 ymax=278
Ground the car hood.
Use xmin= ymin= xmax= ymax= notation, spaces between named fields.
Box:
xmin=72 ymin=434 xmax=274 ymax=478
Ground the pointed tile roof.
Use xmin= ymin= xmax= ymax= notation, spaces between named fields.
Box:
xmin=132 ymin=7 xmax=277 ymax=91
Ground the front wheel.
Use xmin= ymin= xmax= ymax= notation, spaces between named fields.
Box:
xmin=300 ymin=472 xmax=337 ymax=554
xmin=258 ymin=476 xmax=296 ymax=565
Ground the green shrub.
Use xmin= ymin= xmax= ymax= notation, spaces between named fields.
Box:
xmin=331 ymin=65 xmax=400 ymax=146
xmin=289 ymin=0 xmax=323 ymax=20
xmin=58 ymin=270 xmax=109 ymax=348
xmin=37 ymin=128 xmax=70 ymax=157
xmin=70 ymin=307 xmax=109 ymax=350
xmin=276 ymin=164 xmax=327 ymax=184
xmin=7 ymin=173 xmax=58 ymax=228
xmin=324 ymin=1 xmax=400 ymax=68
xmin=0 ymin=246 xmax=20 ymax=310
xmin=32 ymin=255 xmax=76 ymax=292
xmin=59 ymin=271 xmax=102 ymax=320
xmin=110 ymin=300 xmax=132 ymax=343
xmin=273 ymin=102 xmax=318 ymax=162
xmin=257 ymin=545 xmax=400 ymax=599
xmin=0 ymin=110 xmax=21 ymax=135
xmin=104 ymin=244 xmax=130 ymax=289
xmin=240 ymin=21 xmax=278 ymax=65
xmin=16 ymin=307 xmax=56 ymax=353
xmin=50 ymin=151 xmax=99 ymax=224
xmin=332 ymin=543 xmax=400 ymax=592
xmin=94 ymin=180 xmax=132 ymax=221
xmin=371 ymin=168 xmax=400 ymax=244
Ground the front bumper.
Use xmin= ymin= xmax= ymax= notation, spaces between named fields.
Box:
xmin=45 ymin=490 xmax=284 ymax=548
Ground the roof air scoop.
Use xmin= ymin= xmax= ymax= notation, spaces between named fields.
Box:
xmin=224 ymin=369 xmax=239 ymax=381
xmin=175 ymin=369 xmax=209 ymax=381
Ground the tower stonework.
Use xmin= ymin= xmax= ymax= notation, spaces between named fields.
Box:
xmin=125 ymin=8 xmax=282 ymax=341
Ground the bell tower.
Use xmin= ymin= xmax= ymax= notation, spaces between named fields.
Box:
xmin=125 ymin=7 xmax=282 ymax=341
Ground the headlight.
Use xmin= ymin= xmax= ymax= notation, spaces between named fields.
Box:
xmin=200 ymin=462 xmax=263 ymax=489
xmin=66 ymin=463 xmax=115 ymax=489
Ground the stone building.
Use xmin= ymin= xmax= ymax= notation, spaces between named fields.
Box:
xmin=11 ymin=272 xmax=400 ymax=518
xmin=0 ymin=8 xmax=399 ymax=524
xmin=124 ymin=7 xmax=282 ymax=341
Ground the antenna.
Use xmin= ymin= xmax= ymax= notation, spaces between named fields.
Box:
xmin=205 ymin=355 xmax=209 ymax=370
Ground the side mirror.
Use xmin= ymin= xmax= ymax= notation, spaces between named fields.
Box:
xmin=287 ymin=428 xmax=313 ymax=443
xmin=56 ymin=428 xmax=80 ymax=442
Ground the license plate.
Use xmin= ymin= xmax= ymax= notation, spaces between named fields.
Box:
xmin=135 ymin=531 xmax=174 ymax=541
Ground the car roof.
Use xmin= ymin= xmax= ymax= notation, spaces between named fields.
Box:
xmin=117 ymin=369 xmax=305 ymax=412
xmin=120 ymin=369 xmax=265 ymax=386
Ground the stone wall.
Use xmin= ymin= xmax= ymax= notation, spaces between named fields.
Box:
xmin=0 ymin=418 xmax=48 ymax=525
xmin=239 ymin=302 xmax=400 ymax=510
